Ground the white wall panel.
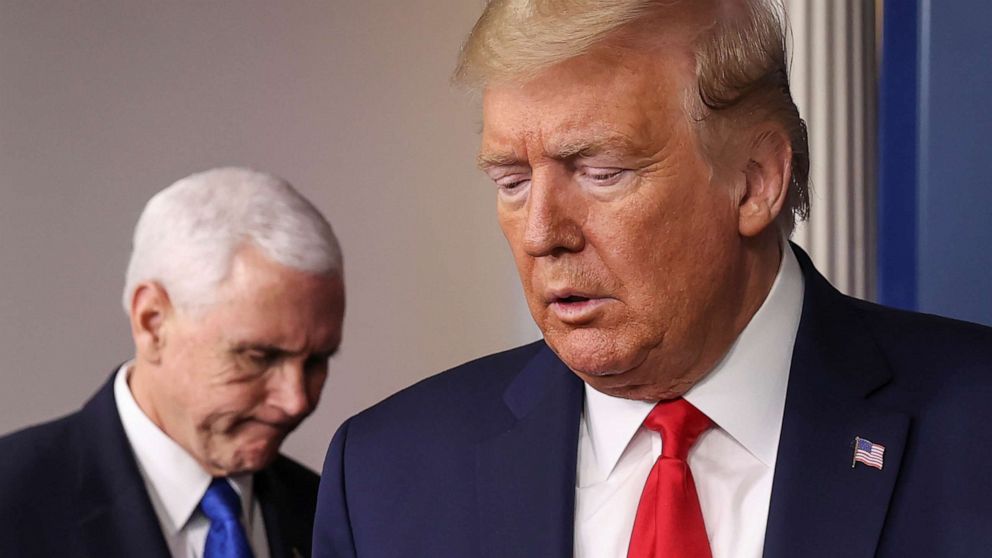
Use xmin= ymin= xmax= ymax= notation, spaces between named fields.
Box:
xmin=785 ymin=0 xmax=877 ymax=298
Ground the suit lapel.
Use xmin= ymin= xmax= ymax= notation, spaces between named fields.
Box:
xmin=476 ymin=345 xmax=584 ymax=558
xmin=763 ymin=246 xmax=910 ymax=558
xmin=74 ymin=374 xmax=171 ymax=558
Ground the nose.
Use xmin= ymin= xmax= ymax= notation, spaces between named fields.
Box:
xmin=268 ymin=363 xmax=311 ymax=419
xmin=521 ymin=170 xmax=584 ymax=257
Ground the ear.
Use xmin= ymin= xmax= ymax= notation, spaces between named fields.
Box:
xmin=129 ymin=282 xmax=174 ymax=364
xmin=737 ymin=125 xmax=792 ymax=237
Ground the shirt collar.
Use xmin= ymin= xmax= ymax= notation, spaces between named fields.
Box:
xmin=582 ymin=387 xmax=655 ymax=482
xmin=683 ymin=243 xmax=804 ymax=466
xmin=583 ymin=242 xmax=804 ymax=475
xmin=114 ymin=363 xmax=255 ymax=532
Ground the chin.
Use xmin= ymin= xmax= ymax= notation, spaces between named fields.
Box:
xmin=593 ymin=382 xmax=690 ymax=402
xmin=213 ymin=438 xmax=282 ymax=475
xmin=547 ymin=328 xmax=646 ymax=378
xmin=226 ymin=448 xmax=278 ymax=474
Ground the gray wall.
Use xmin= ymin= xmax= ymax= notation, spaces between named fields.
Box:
xmin=0 ymin=1 xmax=540 ymax=470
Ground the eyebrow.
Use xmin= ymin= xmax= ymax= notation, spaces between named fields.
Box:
xmin=477 ymin=134 xmax=641 ymax=170
xmin=231 ymin=342 xmax=339 ymax=359
xmin=554 ymin=135 xmax=640 ymax=159
xmin=476 ymin=151 xmax=521 ymax=170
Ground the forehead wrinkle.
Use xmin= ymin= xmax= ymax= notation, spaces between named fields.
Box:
xmin=478 ymin=119 xmax=532 ymax=169
xmin=480 ymin=83 xmax=664 ymax=169
xmin=478 ymin=125 xmax=546 ymax=168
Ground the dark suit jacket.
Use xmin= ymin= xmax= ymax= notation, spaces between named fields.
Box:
xmin=313 ymin=245 xmax=992 ymax=557
xmin=0 ymin=373 xmax=320 ymax=558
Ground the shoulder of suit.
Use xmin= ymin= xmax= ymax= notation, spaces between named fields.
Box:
xmin=0 ymin=409 xmax=82 ymax=507
xmin=0 ymin=410 xmax=81 ymax=466
xmin=845 ymin=295 xmax=992 ymax=396
xmin=363 ymin=339 xmax=545 ymax=411
xmin=847 ymin=295 xmax=992 ymax=358
xmin=340 ymin=340 xmax=547 ymax=438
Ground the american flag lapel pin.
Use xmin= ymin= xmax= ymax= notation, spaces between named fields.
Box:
xmin=851 ymin=436 xmax=885 ymax=470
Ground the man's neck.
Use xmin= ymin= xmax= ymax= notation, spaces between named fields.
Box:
xmin=127 ymin=360 xmax=168 ymax=433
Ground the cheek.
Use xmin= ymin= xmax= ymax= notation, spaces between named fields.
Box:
xmin=618 ymin=176 xmax=730 ymax=258
xmin=498 ymin=213 xmax=538 ymax=285
xmin=584 ymin=201 xmax=673 ymax=298
xmin=588 ymin=196 xmax=725 ymax=323
xmin=498 ymin=211 xmax=523 ymax=255
xmin=159 ymin=345 xmax=214 ymax=413
xmin=197 ymin=385 xmax=266 ymax=428
xmin=164 ymin=336 xmax=229 ymax=391
xmin=496 ymin=203 xmax=518 ymax=237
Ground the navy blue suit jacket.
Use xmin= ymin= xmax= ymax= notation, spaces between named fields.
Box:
xmin=314 ymin=245 xmax=992 ymax=557
xmin=0 ymin=373 xmax=320 ymax=558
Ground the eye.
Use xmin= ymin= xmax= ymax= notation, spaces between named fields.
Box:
xmin=492 ymin=174 xmax=532 ymax=202
xmin=579 ymin=167 xmax=627 ymax=187
xmin=484 ymin=165 xmax=532 ymax=197
xmin=243 ymin=349 xmax=277 ymax=367
xmin=494 ymin=175 xmax=530 ymax=191
xmin=248 ymin=352 xmax=267 ymax=365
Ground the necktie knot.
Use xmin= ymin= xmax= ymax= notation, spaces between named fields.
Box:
xmin=200 ymin=478 xmax=243 ymax=523
xmin=200 ymin=478 xmax=254 ymax=558
xmin=643 ymin=398 xmax=713 ymax=461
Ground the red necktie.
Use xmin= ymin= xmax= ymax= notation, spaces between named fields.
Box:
xmin=627 ymin=398 xmax=714 ymax=558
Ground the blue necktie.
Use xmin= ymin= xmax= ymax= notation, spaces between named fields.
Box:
xmin=200 ymin=478 xmax=254 ymax=558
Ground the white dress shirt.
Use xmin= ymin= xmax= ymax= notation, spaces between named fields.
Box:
xmin=114 ymin=364 xmax=271 ymax=558
xmin=574 ymin=245 xmax=804 ymax=558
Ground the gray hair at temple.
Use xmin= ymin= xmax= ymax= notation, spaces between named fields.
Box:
xmin=454 ymin=0 xmax=810 ymax=235
xmin=122 ymin=167 xmax=343 ymax=313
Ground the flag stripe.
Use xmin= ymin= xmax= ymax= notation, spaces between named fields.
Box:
xmin=853 ymin=438 xmax=885 ymax=470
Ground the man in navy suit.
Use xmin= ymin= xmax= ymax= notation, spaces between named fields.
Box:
xmin=0 ymin=167 xmax=346 ymax=557
xmin=313 ymin=1 xmax=992 ymax=557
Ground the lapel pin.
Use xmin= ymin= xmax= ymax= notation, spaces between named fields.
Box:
xmin=851 ymin=436 xmax=885 ymax=470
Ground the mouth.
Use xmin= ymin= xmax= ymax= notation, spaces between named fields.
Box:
xmin=545 ymin=288 xmax=599 ymax=303
xmin=232 ymin=417 xmax=298 ymax=437
xmin=546 ymin=290 xmax=611 ymax=324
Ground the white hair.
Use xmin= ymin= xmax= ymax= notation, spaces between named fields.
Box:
xmin=122 ymin=167 xmax=343 ymax=313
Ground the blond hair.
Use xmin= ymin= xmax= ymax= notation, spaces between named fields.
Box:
xmin=454 ymin=0 xmax=810 ymax=234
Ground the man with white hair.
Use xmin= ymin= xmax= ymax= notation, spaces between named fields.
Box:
xmin=313 ymin=1 xmax=992 ymax=557
xmin=0 ymin=167 xmax=345 ymax=558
